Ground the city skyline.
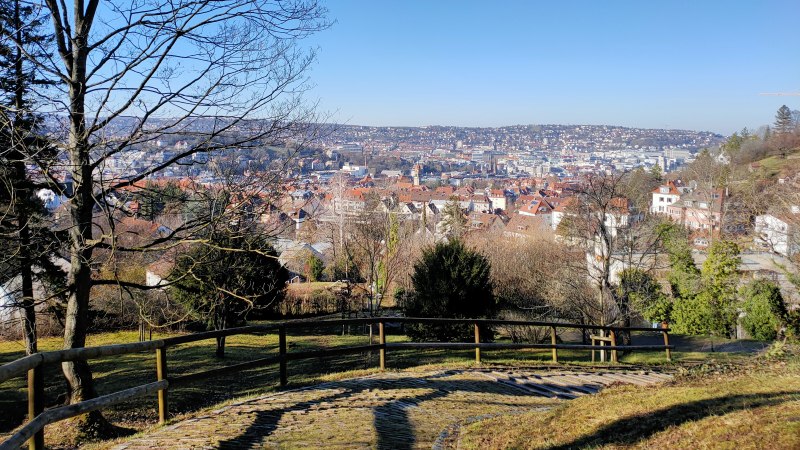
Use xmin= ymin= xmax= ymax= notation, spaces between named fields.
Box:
xmin=306 ymin=0 xmax=799 ymax=135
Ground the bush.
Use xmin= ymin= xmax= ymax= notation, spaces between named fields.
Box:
xmin=741 ymin=280 xmax=787 ymax=341
xmin=307 ymin=254 xmax=325 ymax=282
xmin=404 ymin=239 xmax=495 ymax=341
xmin=170 ymin=235 xmax=288 ymax=330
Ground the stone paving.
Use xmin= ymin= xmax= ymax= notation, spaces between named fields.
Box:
xmin=110 ymin=368 xmax=671 ymax=450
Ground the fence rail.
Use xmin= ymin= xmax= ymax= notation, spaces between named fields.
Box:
xmin=0 ymin=317 xmax=672 ymax=450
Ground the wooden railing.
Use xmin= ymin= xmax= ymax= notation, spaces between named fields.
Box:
xmin=0 ymin=317 xmax=672 ymax=450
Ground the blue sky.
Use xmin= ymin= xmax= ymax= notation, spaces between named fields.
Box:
xmin=304 ymin=0 xmax=800 ymax=134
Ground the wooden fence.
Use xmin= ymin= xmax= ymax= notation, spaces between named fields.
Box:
xmin=0 ymin=317 xmax=672 ymax=450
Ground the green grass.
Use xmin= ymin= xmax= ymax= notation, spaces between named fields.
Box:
xmin=457 ymin=353 xmax=800 ymax=449
xmin=0 ymin=326 xmax=754 ymax=448
xmin=755 ymin=147 xmax=800 ymax=178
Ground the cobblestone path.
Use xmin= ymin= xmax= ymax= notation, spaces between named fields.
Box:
xmin=111 ymin=368 xmax=671 ymax=450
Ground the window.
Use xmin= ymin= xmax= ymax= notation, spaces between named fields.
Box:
xmin=659 ymin=196 xmax=664 ymax=202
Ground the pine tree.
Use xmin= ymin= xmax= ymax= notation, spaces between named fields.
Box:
xmin=0 ymin=0 xmax=62 ymax=355
xmin=170 ymin=234 xmax=288 ymax=357
xmin=672 ymin=240 xmax=740 ymax=338
xmin=740 ymin=280 xmax=786 ymax=341
xmin=775 ymin=105 xmax=793 ymax=135
xmin=440 ymin=198 xmax=466 ymax=239
xmin=404 ymin=239 xmax=495 ymax=341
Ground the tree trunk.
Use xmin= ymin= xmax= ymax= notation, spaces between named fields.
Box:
xmin=13 ymin=162 xmax=37 ymax=356
xmin=12 ymin=0 xmax=37 ymax=356
xmin=215 ymin=302 xmax=227 ymax=358
xmin=60 ymin=26 xmax=113 ymax=436
xmin=19 ymin=241 xmax=38 ymax=356
xmin=216 ymin=336 xmax=226 ymax=358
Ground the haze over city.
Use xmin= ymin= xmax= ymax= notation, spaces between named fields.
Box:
xmin=2 ymin=0 xmax=800 ymax=449
xmin=307 ymin=0 xmax=799 ymax=134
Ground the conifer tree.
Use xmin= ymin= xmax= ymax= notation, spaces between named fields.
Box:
xmin=0 ymin=0 xmax=62 ymax=355
xmin=405 ymin=239 xmax=494 ymax=341
xmin=775 ymin=105 xmax=793 ymax=135
xmin=170 ymin=233 xmax=288 ymax=357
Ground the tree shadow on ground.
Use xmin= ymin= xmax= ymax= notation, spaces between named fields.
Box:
xmin=545 ymin=390 xmax=800 ymax=450
xmin=216 ymin=370 xmax=576 ymax=449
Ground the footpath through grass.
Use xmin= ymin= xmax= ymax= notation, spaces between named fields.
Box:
xmin=0 ymin=324 xmax=752 ymax=448
xmin=458 ymin=346 xmax=800 ymax=449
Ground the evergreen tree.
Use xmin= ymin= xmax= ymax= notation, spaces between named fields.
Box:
xmin=775 ymin=105 xmax=794 ymax=135
xmin=672 ymin=240 xmax=740 ymax=337
xmin=740 ymin=280 xmax=786 ymax=341
xmin=404 ymin=239 xmax=494 ymax=341
xmin=306 ymin=253 xmax=325 ymax=282
xmin=659 ymin=222 xmax=700 ymax=301
xmin=170 ymin=234 xmax=288 ymax=357
xmin=440 ymin=198 xmax=467 ymax=239
xmin=649 ymin=164 xmax=663 ymax=181
xmin=618 ymin=269 xmax=671 ymax=324
xmin=0 ymin=0 xmax=62 ymax=355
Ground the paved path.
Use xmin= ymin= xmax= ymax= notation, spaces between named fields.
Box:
xmin=111 ymin=368 xmax=671 ymax=450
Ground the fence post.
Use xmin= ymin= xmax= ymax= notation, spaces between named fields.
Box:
xmin=550 ymin=326 xmax=558 ymax=363
xmin=279 ymin=325 xmax=288 ymax=386
xmin=474 ymin=322 xmax=481 ymax=364
xmin=27 ymin=364 xmax=44 ymax=450
xmin=378 ymin=320 xmax=386 ymax=370
xmin=609 ymin=329 xmax=618 ymax=363
xmin=156 ymin=347 xmax=168 ymax=424
xmin=600 ymin=329 xmax=606 ymax=363
xmin=662 ymin=329 xmax=672 ymax=361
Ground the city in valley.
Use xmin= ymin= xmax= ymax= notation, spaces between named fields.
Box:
xmin=1 ymin=1 xmax=799 ymax=449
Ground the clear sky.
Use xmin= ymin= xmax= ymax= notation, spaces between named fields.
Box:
xmin=304 ymin=0 xmax=800 ymax=135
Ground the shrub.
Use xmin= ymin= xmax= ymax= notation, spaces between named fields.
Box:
xmin=741 ymin=280 xmax=787 ymax=341
xmin=404 ymin=239 xmax=495 ymax=341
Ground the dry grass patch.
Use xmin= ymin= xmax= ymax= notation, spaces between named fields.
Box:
xmin=458 ymin=355 xmax=800 ymax=449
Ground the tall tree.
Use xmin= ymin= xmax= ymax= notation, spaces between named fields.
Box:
xmin=439 ymin=198 xmax=466 ymax=239
xmin=672 ymin=240 xmax=740 ymax=338
xmin=347 ymin=195 xmax=412 ymax=315
xmin=775 ymin=105 xmax=794 ymax=135
xmin=8 ymin=0 xmax=328 ymax=434
xmin=0 ymin=0 xmax=63 ymax=355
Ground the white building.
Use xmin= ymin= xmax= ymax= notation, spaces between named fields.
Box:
xmin=754 ymin=209 xmax=799 ymax=257
xmin=340 ymin=162 xmax=368 ymax=178
xmin=488 ymin=190 xmax=507 ymax=212
xmin=650 ymin=181 xmax=681 ymax=214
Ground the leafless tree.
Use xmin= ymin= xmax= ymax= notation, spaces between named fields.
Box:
xmin=560 ymin=173 xmax=669 ymax=336
xmin=346 ymin=195 xmax=414 ymax=315
xmin=7 ymin=0 xmax=329 ymax=434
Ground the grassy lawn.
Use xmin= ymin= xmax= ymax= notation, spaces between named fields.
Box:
xmin=755 ymin=148 xmax=800 ymax=178
xmin=458 ymin=350 xmax=800 ymax=449
xmin=0 ymin=324 xmax=755 ymax=448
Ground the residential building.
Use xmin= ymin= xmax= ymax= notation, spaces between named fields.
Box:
xmin=650 ymin=181 xmax=680 ymax=214
xmin=754 ymin=208 xmax=800 ymax=257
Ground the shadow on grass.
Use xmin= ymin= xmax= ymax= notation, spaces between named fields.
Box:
xmin=215 ymin=372 xmax=587 ymax=449
xmin=545 ymin=390 xmax=800 ymax=450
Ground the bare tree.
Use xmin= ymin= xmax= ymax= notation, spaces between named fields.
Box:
xmin=8 ymin=0 xmax=328 ymax=434
xmin=346 ymin=195 xmax=414 ymax=315
xmin=560 ymin=174 xmax=668 ymax=336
